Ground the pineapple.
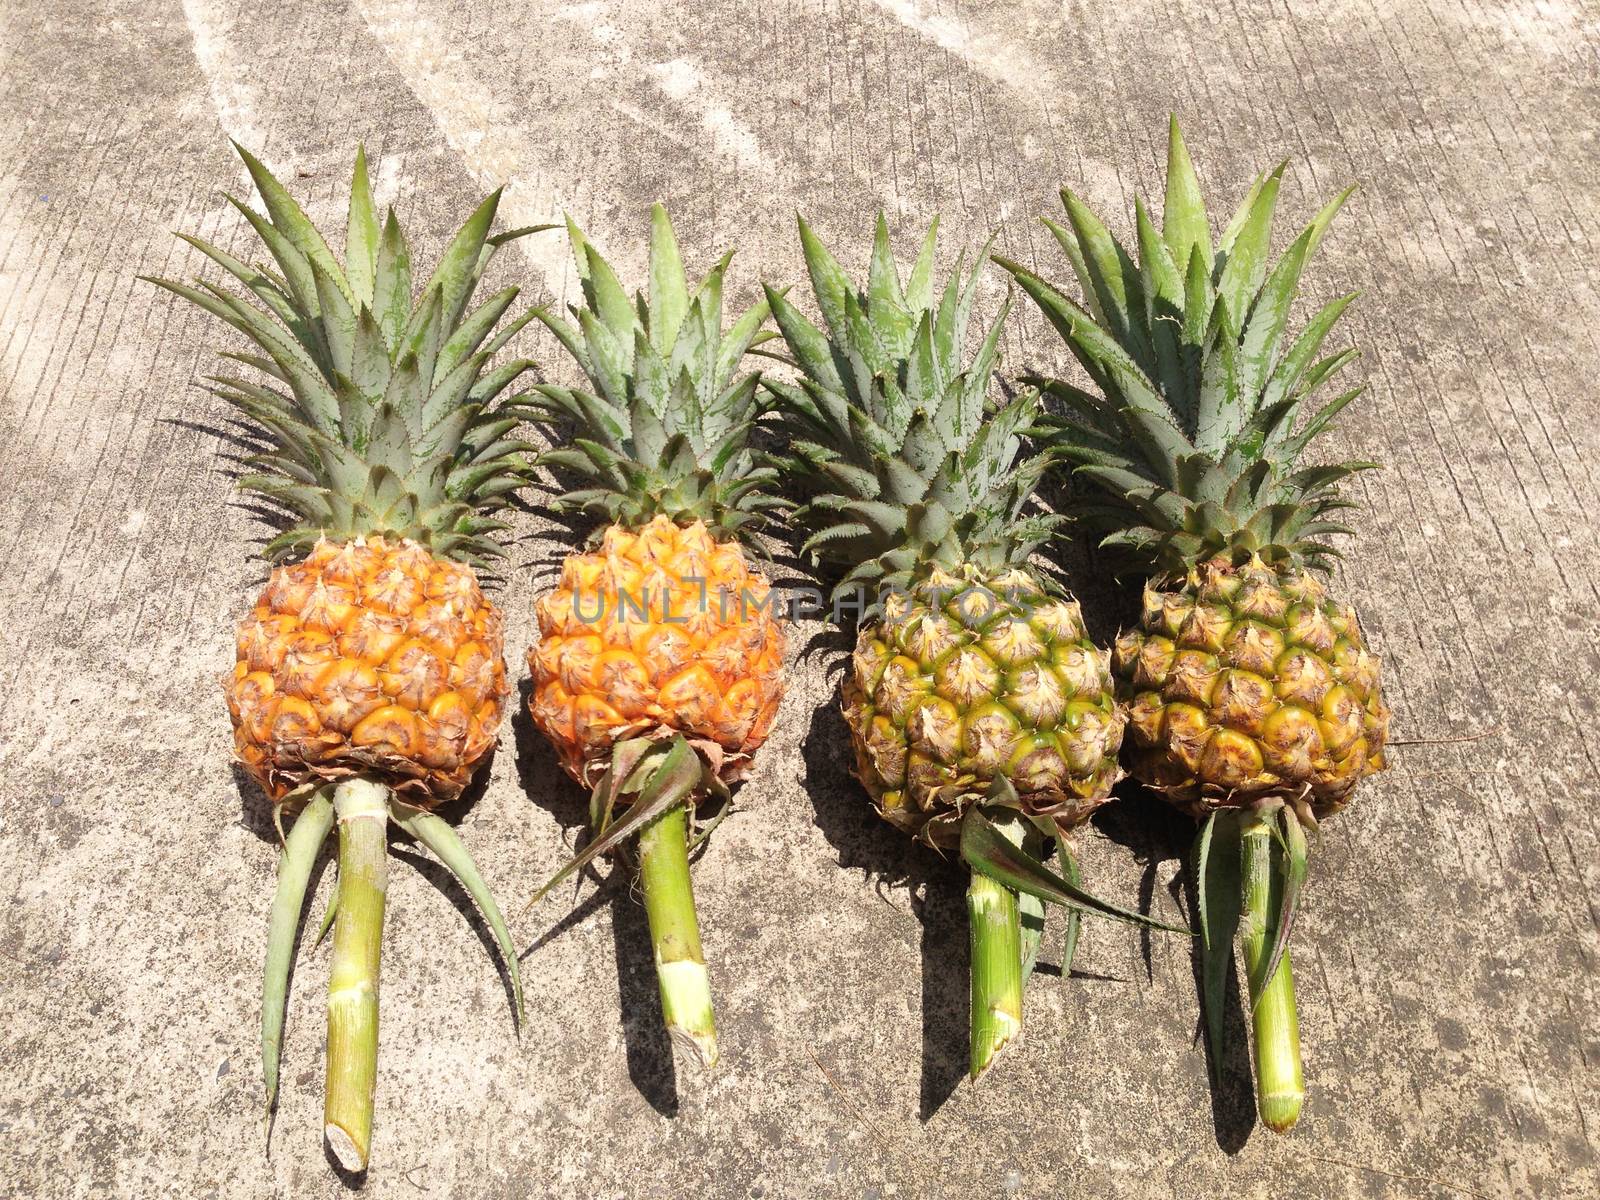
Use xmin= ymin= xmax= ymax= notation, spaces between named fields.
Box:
xmin=766 ymin=215 xmax=1178 ymax=1081
xmin=147 ymin=145 xmax=537 ymax=1169
xmin=846 ymin=566 xmax=1122 ymax=848
xmin=524 ymin=206 xmax=785 ymax=1069
xmin=1001 ymin=118 xmax=1391 ymax=1131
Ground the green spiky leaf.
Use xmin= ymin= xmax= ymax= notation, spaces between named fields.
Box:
xmin=526 ymin=736 xmax=708 ymax=908
xmin=1004 ymin=120 xmax=1376 ymax=576
xmin=262 ymin=788 xmax=335 ymax=1123
xmin=962 ymin=807 xmax=1190 ymax=934
xmin=1255 ymin=806 xmax=1309 ymax=1009
xmin=391 ymin=801 xmax=525 ymax=1026
xmin=1194 ymin=810 xmax=1242 ymax=1072
xmin=151 ymin=146 xmax=538 ymax=560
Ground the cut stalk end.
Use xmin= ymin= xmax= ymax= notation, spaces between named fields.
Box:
xmin=666 ymin=1022 xmax=720 ymax=1072
xmin=1259 ymin=1090 xmax=1304 ymax=1134
xmin=657 ymin=957 xmax=719 ymax=1070
xmin=324 ymin=1122 xmax=368 ymax=1172
xmin=968 ymin=1009 xmax=1022 ymax=1083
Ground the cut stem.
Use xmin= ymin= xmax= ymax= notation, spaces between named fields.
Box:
xmin=636 ymin=802 xmax=717 ymax=1069
xmin=324 ymin=778 xmax=389 ymax=1171
xmin=967 ymin=867 xmax=1023 ymax=1081
xmin=1240 ymin=813 xmax=1304 ymax=1133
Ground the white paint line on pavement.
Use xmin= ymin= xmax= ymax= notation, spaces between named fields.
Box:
xmin=353 ymin=0 xmax=578 ymax=303
xmin=181 ymin=0 xmax=271 ymax=152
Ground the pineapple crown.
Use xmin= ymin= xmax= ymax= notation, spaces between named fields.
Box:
xmin=147 ymin=144 xmax=544 ymax=565
xmin=998 ymin=118 xmax=1377 ymax=577
xmin=528 ymin=205 xmax=778 ymax=548
xmin=763 ymin=214 xmax=1063 ymax=601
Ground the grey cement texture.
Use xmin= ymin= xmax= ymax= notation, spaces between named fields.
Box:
xmin=1 ymin=0 xmax=1597 ymax=1197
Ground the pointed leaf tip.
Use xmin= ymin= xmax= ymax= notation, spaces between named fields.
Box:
xmin=391 ymin=802 xmax=526 ymax=1028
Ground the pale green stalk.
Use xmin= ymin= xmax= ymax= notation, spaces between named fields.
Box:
xmin=1241 ymin=812 xmax=1304 ymax=1132
xmin=324 ymin=778 xmax=389 ymax=1170
xmin=637 ymin=804 xmax=716 ymax=1069
xmin=967 ymin=868 xmax=1023 ymax=1080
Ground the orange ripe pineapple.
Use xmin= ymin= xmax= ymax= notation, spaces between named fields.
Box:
xmin=149 ymin=145 xmax=538 ymax=1170
xmin=529 ymin=516 xmax=783 ymax=787
xmin=230 ymin=536 xmax=507 ymax=804
xmin=524 ymin=206 xmax=784 ymax=1068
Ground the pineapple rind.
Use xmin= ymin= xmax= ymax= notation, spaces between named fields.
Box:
xmin=228 ymin=535 xmax=509 ymax=806
xmin=844 ymin=563 xmax=1123 ymax=848
xmin=1113 ymin=556 xmax=1388 ymax=817
xmin=527 ymin=515 xmax=786 ymax=789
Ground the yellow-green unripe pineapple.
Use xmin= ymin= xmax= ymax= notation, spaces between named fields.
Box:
xmin=1120 ymin=561 xmax=1385 ymax=817
xmin=850 ymin=564 xmax=1122 ymax=847
xmin=767 ymin=216 xmax=1175 ymax=1081
xmin=1002 ymin=118 xmax=1391 ymax=1133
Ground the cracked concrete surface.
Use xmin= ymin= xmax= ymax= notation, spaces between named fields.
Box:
xmin=2 ymin=1 xmax=1598 ymax=1196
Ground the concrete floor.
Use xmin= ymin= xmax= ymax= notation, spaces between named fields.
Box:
xmin=2 ymin=1 xmax=1598 ymax=1197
